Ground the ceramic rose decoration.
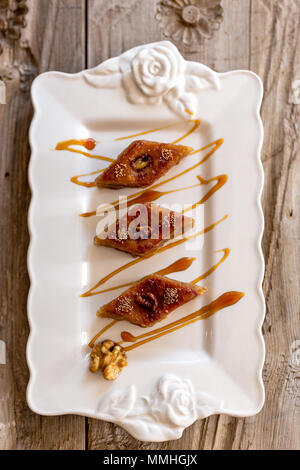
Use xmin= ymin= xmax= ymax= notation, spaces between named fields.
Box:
xmin=97 ymin=374 xmax=223 ymax=441
xmin=84 ymin=41 xmax=220 ymax=118
xmin=120 ymin=43 xmax=185 ymax=104
xmin=149 ymin=375 xmax=198 ymax=427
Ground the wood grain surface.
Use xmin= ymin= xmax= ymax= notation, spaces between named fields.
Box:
xmin=0 ymin=0 xmax=299 ymax=450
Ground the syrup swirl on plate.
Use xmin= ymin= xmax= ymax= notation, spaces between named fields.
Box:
xmin=55 ymin=119 xmax=244 ymax=359
xmin=81 ymin=214 xmax=228 ymax=298
xmin=121 ymin=292 xmax=245 ymax=351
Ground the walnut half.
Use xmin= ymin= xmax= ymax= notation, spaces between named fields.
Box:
xmin=135 ymin=292 xmax=158 ymax=311
xmin=131 ymin=154 xmax=152 ymax=171
xmin=89 ymin=340 xmax=128 ymax=381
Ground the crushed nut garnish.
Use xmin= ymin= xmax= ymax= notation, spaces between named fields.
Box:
xmin=161 ymin=148 xmax=173 ymax=160
xmin=116 ymin=296 xmax=132 ymax=313
xmin=163 ymin=287 xmax=179 ymax=305
xmin=89 ymin=340 xmax=128 ymax=380
xmin=135 ymin=292 xmax=158 ymax=311
xmin=132 ymin=154 xmax=152 ymax=171
xmin=114 ymin=163 xmax=126 ymax=178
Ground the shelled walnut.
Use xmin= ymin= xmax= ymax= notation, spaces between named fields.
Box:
xmin=135 ymin=292 xmax=158 ymax=311
xmin=131 ymin=154 xmax=152 ymax=171
xmin=89 ymin=340 xmax=128 ymax=381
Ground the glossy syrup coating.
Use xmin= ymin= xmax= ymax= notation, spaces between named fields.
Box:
xmin=97 ymin=274 xmax=206 ymax=327
xmin=94 ymin=202 xmax=194 ymax=257
xmin=95 ymin=140 xmax=193 ymax=188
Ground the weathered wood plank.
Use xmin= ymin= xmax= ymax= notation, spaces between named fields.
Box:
xmin=0 ymin=0 xmax=86 ymax=450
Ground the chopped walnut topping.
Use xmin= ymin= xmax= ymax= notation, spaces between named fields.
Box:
xmin=161 ymin=148 xmax=173 ymax=160
xmin=114 ymin=163 xmax=126 ymax=178
xmin=89 ymin=340 xmax=128 ymax=380
xmin=116 ymin=296 xmax=132 ymax=313
xmin=135 ymin=292 xmax=158 ymax=311
xmin=163 ymin=287 xmax=179 ymax=305
xmin=132 ymin=154 xmax=152 ymax=171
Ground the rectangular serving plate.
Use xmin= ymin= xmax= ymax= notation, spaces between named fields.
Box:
xmin=27 ymin=42 xmax=265 ymax=442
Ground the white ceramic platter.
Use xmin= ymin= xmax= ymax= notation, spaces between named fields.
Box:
xmin=27 ymin=41 xmax=265 ymax=442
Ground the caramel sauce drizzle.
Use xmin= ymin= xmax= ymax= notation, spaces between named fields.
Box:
xmin=191 ymin=248 xmax=230 ymax=284
xmin=55 ymin=138 xmax=110 ymax=188
xmin=57 ymin=120 xmax=201 ymax=188
xmin=70 ymin=169 xmax=103 ymax=188
xmin=87 ymin=249 xmax=230 ymax=345
xmin=57 ymin=124 xmax=223 ymax=217
xmin=55 ymin=138 xmax=113 ymax=163
xmin=88 ymin=320 xmax=119 ymax=349
xmin=182 ymin=175 xmax=228 ymax=214
xmin=197 ymin=175 xmax=228 ymax=203
xmin=81 ymin=214 xmax=228 ymax=298
xmin=79 ymin=139 xmax=224 ymax=217
xmin=121 ymin=292 xmax=245 ymax=351
xmin=121 ymin=139 xmax=223 ymax=194
xmin=80 ymin=183 xmax=201 ymax=217
xmin=114 ymin=119 xmax=200 ymax=143
xmin=157 ymin=257 xmax=195 ymax=277
xmin=88 ymin=257 xmax=195 ymax=296
xmin=128 ymin=138 xmax=223 ymax=196
xmin=172 ymin=119 xmax=200 ymax=144
xmin=87 ymin=257 xmax=195 ymax=347
xmin=60 ymin=124 xmax=236 ymax=356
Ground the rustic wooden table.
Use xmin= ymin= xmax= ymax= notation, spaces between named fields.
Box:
xmin=0 ymin=0 xmax=299 ymax=450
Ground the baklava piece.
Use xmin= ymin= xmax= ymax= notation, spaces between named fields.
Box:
xmin=97 ymin=274 xmax=207 ymax=327
xmin=94 ymin=202 xmax=194 ymax=257
xmin=95 ymin=140 xmax=193 ymax=188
